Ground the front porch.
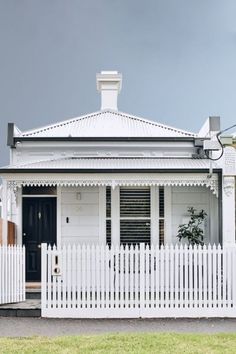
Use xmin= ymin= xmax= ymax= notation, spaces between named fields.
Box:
xmin=1 ymin=171 xmax=223 ymax=249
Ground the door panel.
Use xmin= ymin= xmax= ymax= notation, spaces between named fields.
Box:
xmin=40 ymin=198 xmax=57 ymax=246
xmin=23 ymin=198 xmax=56 ymax=281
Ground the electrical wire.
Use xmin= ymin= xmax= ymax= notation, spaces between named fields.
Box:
xmin=205 ymin=123 xmax=236 ymax=161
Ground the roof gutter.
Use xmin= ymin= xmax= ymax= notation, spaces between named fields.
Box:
xmin=0 ymin=168 xmax=222 ymax=174
xmin=13 ymin=136 xmax=197 ymax=144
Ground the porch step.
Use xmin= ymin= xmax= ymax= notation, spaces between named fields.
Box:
xmin=26 ymin=282 xmax=41 ymax=299
xmin=26 ymin=290 xmax=41 ymax=300
xmin=0 ymin=299 xmax=41 ymax=317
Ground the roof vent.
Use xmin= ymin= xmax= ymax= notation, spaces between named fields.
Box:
xmin=96 ymin=71 xmax=122 ymax=111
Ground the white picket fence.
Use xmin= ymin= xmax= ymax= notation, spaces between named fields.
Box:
xmin=0 ymin=245 xmax=25 ymax=305
xmin=41 ymin=243 xmax=236 ymax=318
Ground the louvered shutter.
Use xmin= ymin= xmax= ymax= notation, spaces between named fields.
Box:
xmin=120 ymin=187 xmax=151 ymax=245
xmin=159 ymin=186 xmax=165 ymax=246
xmin=106 ymin=187 xmax=111 ymax=245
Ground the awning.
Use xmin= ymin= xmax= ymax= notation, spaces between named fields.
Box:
xmin=0 ymin=157 xmax=220 ymax=172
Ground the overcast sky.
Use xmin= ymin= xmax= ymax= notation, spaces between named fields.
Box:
xmin=0 ymin=0 xmax=236 ymax=165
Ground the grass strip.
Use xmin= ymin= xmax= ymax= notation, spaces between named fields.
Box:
xmin=0 ymin=333 xmax=236 ymax=354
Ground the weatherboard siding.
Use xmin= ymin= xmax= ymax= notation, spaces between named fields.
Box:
xmin=61 ymin=187 xmax=99 ymax=245
xmin=171 ymin=186 xmax=219 ymax=245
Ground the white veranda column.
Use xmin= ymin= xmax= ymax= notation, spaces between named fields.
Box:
xmin=151 ymin=186 xmax=159 ymax=246
xmin=222 ymin=176 xmax=235 ymax=246
xmin=1 ymin=179 xmax=8 ymax=244
xmin=111 ymin=186 xmax=120 ymax=246
xmin=98 ymin=186 xmax=106 ymax=245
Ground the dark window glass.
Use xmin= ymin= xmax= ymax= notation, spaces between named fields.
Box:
xmin=22 ymin=186 xmax=57 ymax=195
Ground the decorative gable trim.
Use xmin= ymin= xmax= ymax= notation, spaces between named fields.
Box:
xmin=18 ymin=110 xmax=195 ymax=138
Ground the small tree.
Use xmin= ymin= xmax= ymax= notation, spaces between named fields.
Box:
xmin=176 ymin=207 xmax=207 ymax=246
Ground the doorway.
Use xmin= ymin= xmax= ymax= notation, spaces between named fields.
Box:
xmin=23 ymin=197 xmax=56 ymax=281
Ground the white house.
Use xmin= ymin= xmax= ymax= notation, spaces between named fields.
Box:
xmin=0 ymin=71 xmax=235 ymax=287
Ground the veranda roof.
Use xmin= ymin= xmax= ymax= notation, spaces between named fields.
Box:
xmin=1 ymin=157 xmax=219 ymax=172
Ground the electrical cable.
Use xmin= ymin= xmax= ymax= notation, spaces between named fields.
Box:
xmin=205 ymin=123 xmax=236 ymax=161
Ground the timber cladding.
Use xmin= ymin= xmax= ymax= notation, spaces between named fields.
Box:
xmin=0 ymin=218 xmax=16 ymax=245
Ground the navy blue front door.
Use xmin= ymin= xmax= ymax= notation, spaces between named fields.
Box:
xmin=23 ymin=197 xmax=56 ymax=281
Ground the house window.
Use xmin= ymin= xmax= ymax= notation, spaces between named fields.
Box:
xmin=105 ymin=186 xmax=165 ymax=246
xmin=120 ymin=187 xmax=151 ymax=245
xmin=22 ymin=186 xmax=57 ymax=195
xmin=159 ymin=186 xmax=165 ymax=246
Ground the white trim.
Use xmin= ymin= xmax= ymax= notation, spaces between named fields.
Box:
xmin=17 ymin=186 xmax=22 ymax=245
xmin=111 ymin=186 xmax=120 ymax=246
xmin=164 ymin=186 xmax=172 ymax=244
xmin=2 ymin=179 xmax=8 ymax=244
xmin=5 ymin=172 xmax=219 ymax=197
xmin=99 ymin=186 xmax=106 ymax=245
xmin=56 ymin=186 xmax=62 ymax=248
xmin=9 ymin=184 xmax=12 ymax=221
xmin=151 ymin=186 xmax=159 ymax=246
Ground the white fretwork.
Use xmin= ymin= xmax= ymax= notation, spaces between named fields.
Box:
xmin=6 ymin=173 xmax=219 ymax=197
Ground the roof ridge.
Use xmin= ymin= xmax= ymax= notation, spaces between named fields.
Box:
xmin=20 ymin=109 xmax=195 ymax=137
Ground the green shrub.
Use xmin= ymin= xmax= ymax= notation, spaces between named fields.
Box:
xmin=176 ymin=207 xmax=207 ymax=246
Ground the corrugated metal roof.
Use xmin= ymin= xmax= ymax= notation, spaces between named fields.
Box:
xmin=19 ymin=110 xmax=195 ymax=138
xmin=5 ymin=157 xmax=218 ymax=170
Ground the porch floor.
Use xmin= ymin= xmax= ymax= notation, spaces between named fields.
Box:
xmin=0 ymin=299 xmax=41 ymax=317
xmin=0 ymin=285 xmax=41 ymax=317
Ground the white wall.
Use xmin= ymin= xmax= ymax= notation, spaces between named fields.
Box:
xmin=61 ymin=186 xmax=99 ymax=245
xmin=11 ymin=140 xmax=196 ymax=166
xmin=171 ymin=186 xmax=219 ymax=245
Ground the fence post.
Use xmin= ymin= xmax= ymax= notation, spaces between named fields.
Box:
xmin=232 ymin=246 xmax=236 ymax=311
xmin=139 ymin=243 xmax=145 ymax=316
xmin=41 ymin=243 xmax=47 ymax=316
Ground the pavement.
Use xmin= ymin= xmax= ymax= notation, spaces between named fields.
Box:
xmin=0 ymin=299 xmax=40 ymax=309
xmin=0 ymin=318 xmax=236 ymax=337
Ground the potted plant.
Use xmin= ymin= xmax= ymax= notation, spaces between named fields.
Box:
xmin=176 ymin=207 xmax=207 ymax=246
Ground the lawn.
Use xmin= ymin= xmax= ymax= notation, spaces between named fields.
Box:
xmin=0 ymin=333 xmax=236 ymax=354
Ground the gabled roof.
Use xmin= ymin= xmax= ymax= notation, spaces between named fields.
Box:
xmin=18 ymin=110 xmax=195 ymax=138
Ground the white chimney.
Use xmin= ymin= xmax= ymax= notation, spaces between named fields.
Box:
xmin=96 ymin=71 xmax=122 ymax=111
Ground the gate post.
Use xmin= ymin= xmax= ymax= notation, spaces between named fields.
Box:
xmin=139 ymin=243 xmax=145 ymax=316
xmin=232 ymin=246 xmax=236 ymax=311
xmin=41 ymin=243 xmax=47 ymax=317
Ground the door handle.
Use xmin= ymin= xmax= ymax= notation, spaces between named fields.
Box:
xmin=38 ymin=244 xmax=41 ymax=249
xmin=23 ymin=233 xmax=26 ymax=236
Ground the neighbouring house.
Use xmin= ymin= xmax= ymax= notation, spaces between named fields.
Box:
xmin=0 ymin=71 xmax=235 ymax=286
xmin=221 ymin=132 xmax=236 ymax=235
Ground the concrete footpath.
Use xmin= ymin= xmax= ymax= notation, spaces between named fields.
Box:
xmin=0 ymin=318 xmax=236 ymax=337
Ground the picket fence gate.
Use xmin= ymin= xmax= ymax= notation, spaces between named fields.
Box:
xmin=41 ymin=243 xmax=236 ymax=318
xmin=0 ymin=245 xmax=25 ymax=305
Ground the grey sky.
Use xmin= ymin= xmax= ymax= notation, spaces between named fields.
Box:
xmin=0 ymin=0 xmax=236 ymax=165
